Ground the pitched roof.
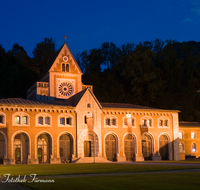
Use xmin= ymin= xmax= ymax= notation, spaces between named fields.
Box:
xmin=0 ymin=98 xmax=73 ymax=108
xmin=100 ymin=102 xmax=177 ymax=111
xmin=68 ymin=88 xmax=88 ymax=107
xmin=179 ymin=122 xmax=200 ymax=127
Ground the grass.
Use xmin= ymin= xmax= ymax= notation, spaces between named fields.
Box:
xmin=23 ymin=172 xmax=200 ymax=190
xmin=0 ymin=162 xmax=200 ymax=177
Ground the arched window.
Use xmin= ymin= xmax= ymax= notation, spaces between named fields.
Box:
xmin=106 ymin=118 xmax=110 ymax=126
xmin=105 ymin=116 xmax=117 ymax=127
xmin=62 ymin=63 xmax=65 ymax=72
xmin=22 ymin=116 xmax=28 ymax=124
xmin=179 ymin=143 xmax=184 ymax=153
xmin=0 ymin=115 xmax=3 ymax=124
xmin=158 ymin=117 xmax=169 ymax=127
xmin=60 ymin=117 xmax=65 ymax=125
xmin=142 ymin=119 xmax=152 ymax=127
xmin=112 ymin=118 xmax=116 ymax=125
xmin=192 ymin=143 xmax=197 ymax=152
xmin=58 ymin=114 xmax=73 ymax=127
xmin=66 ymin=64 xmax=69 ymax=72
xmin=15 ymin=116 xmax=20 ymax=124
xmin=87 ymin=103 xmax=91 ymax=108
xmin=13 ymin=112 xmax=29 ymax=126
xmin=62 ymin=63 xmax=69 ymax=72
xmin=124 ymin=117 xmax=135 ymax=128
xmin=38 ymin=117 xmax=43 ymax=125
xmin=45 ymin=117 xmax=50 ymax=125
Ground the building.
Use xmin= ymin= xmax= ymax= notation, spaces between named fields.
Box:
xmin=179 ymin=122 xmax=200 ymax=160
xmin=0 ymin=40 xmax=180 ymax=165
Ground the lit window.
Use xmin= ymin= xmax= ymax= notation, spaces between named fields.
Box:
xmin=179 ymin=143 xmax=184 ymax=153
xmin=192 ymin=143 xmax=197 ymax=152
xmin=60 ymin=117 xmax=65 ymax=125
xmin=142 ymin=119 xmax=146 ymax=126
xmin=0 ymin=115 xmax=3 ymax=124
xmin=147 ymin=119 xmax=152 ymax=126
xmin=45 ymin=117 xmax=50 ymax=125
xmin=124 ymin=118 xmax=135 ymax=127
xmin=15 ymin=116 xmax=20 ymax=124
xmin=191 ymin=132 xmax=196 ymax=139
xmin=22 ymin=116 xmax=27 ymax=124
xmin=142 ymin=118 xmax=152 ymax=127
xmin=38 ymin=117 xmax=43 ymax=125
xmin=179 ymin=132 xmax=183 ymax=139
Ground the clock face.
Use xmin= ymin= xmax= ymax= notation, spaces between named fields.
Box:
xmin=58 ymin=82 xmax=73 ymax=96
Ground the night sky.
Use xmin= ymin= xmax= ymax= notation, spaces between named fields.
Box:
xmin=1 ymin=0 xmax=200 ymax=57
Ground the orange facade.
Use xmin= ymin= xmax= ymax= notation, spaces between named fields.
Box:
xmin=179 ymin=122 xmax=200 ymax=160
xmin=0 ymin=41 xmax=181 ymax=164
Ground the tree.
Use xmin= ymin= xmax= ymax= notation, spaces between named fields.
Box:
xmin=32 ymin=37 xmax=56 ymax=74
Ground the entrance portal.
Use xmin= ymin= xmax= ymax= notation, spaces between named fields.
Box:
xmin=84 ymin=141 xmax=91 ymax=157
xmin=105 ymin=134 xmax=117 ymax=161
xmin=124 ymin=134 xmax=135 ymax=161
xmin=0 ymin=133 xmax=4 ymax=164
xmin=14 ymin=133 xmax=29 ymax=164
xmin=59 ymin=133 xmax=73 ymax=163
xmin=37 ymin=133 xmax=51 ymax=163
xmin=159 ymin=135 xmax=169 ymax=160
xmin=142 ymin=134 xmax=152 ymax=160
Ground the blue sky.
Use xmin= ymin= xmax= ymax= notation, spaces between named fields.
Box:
xmin=1 ymin=0 xmax=200 ymax=57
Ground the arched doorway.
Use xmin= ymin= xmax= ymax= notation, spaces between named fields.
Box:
xmin=59 ymin=133 xmax=73 ymax=163
xmin=159 ymin=134 xmax=169 ymax=160
xmin=142 ymin=134 xmax=152 ymax=160
xmin=37 ymin=133 xmax=51 ymax=163
xmin=105 ymin=134 xmax=117 ymax=161
xmin=0 ymin=133 xmax=5 ymax=164
xmin=14 ymin=133 xmax=29 ymax=164
xmin=124 ymin=134 xmax=135 ymax=161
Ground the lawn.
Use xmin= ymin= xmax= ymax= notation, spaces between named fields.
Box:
xmin=23 ymin=172 xmax=200 ymax=190
xmin=0 ymin=162 xmax=200 ymax=177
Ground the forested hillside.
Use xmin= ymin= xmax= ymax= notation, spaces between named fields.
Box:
xmin=1 ymin=38 xmax=200 ymax=122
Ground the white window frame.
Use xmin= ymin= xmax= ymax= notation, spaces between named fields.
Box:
xmin=141 ymin=116 xmax=153 ymax=128
xmin=123 ymin=116 xmax=136 ymax=128
xmin=191 ymin=132 xmax=196 ymax=139
xmin=12 ymin=112 xmax=30 ymax=126
xmin=104 ymin=115 xmax=118 ymax=128
xmin=36 ymin=113 xmax=52 ymax=127
xmin=158 ymin=117 xmax=170 ymax=128
xmin=58 ymin=114 xmax=73 ymax=127
xmin=0 ymin=112 xmax=6 ymax=126
xmin=179 ymin=131 xmax=184 ymax=139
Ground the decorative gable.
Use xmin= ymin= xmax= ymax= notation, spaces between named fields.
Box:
xmin=49 ymin=43 xmax=82 ymax=75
